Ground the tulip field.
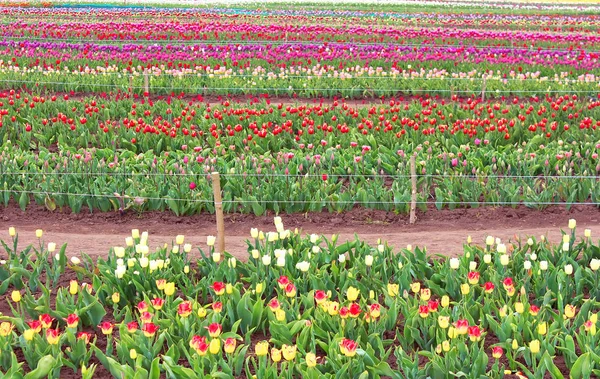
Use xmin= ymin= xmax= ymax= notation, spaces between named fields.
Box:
xmin=0 ymin=0 xmax=600 ymax=378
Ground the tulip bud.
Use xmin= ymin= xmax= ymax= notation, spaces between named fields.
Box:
xmin=184 ymin=265 xmax=190 ymax=274
xmin=130 ymin=349 xmax=138 ymax=359
xmin=568 ymin=219 xmax=576 ymax=229
xmin=70 ymin=256 xmax=81 ymax=265
xmin=500 ymin=255 xmax=510 ymax=266
xmin=131 ymin=229 xmax=140 ymax=239
xmin=529 ymin=339 xmax=540 ymax=354
xmin=585 ymin=229 xmax=592 ymax=238
xmin=47 ymin=243 xmax=56 ymax=253
xmin=449 ymin=258 xmax=460 ymax=269
xmin=441 ymin=295 xmax=450 ymax=308
xmin=514 ymin=302 xmax=524 ymax=314
xmin=512 ymin=339 xmax=519 ymax=350
xmin=262 ymin=255 xmax=271 ymax=266
xmin=207 ymin=236 xmax=216 ymax=247
xmin=228 ymin=257 xmax=237 ymax=268
xmin=530 ymin=253 xmax=537 ymax=261
xmin=460 ymin=283 xmax=470 ymax=295
xmin=442 ymin=340 xmax=450 ymax=352
xmin=8 ymin=227 xmax=16 ymax=237
xmin=483 ymin=254 xmax=492 ymax=264
xmin=112 ymin=292 xmax=120 ymax=304
xmin=467 ymin=235 xmax=472 ymax=244
xmin=590 ymin=259 xmax=600 ymax=271
xmin=564 ymin=264 xmax=573 ymax=275
xmin=125 ymin=237 xmax=134 ymax=246
xmin=11 ymin=290 xmax=21 ymax=303
xmin=524 ymin=261 xmax=532 ymax=270
xmin=250 ymin=228 xmax=259 ymax=238
xmin=485 ymin=236 xmax=494 ymax=246
xmin=537 ymin=322 xmax=547 ymax=336
xmin=469 ymin=261 xmax=477 ymax=271
xmin=562 ymin=242 xmax=570 ymax=252
xmin=540 ymin=260 xmax=548 ymax=270
xmin=35 ymin=229 xmax=43 ymax=238
xmin=562 ymin=234 xmax=570 ymax=244
xmin=212 ymin=253 xmax=221 ymax=263
xmin=69 ymin=280 xmax=78 ymax=295
xmin=365 ymin=255 xmax=373 ymax=267
xmin=527 ymin=238 xmax=534 ymax=246
xmin=338 ymin=254 xmax=346 ymax=263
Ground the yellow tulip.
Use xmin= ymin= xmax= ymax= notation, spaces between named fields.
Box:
xmin=23 ymin=329 xmax=36 ymax=341
xmin=11 ymin=290 xmax=21 ymax=303
xmin=438 ymin=316 xmax=450 ymax=329
xmin=346 ymin=287 xmax=360 ymax=302
xmin=441 ymin=295 xmax=450 ymax=308
xmin=255 ymin=341 xmax=269 ymax=356
xmin=565 ymin=304 xmax=576 ymax=319
xmin=209 ymin=338 xmax=221 ymax=355
xmin=460 ymin=284 xmax=470 ymax=295
xmin=130 ymin=349 xmax=137 ymax=360
xmin=387 ymin=283 xmax=399 ymax=297
xmin=537 ymin=322 xmax=547 ymax=336
xmin=420 ymin=288 xmax=431 ymax=301
xmin=410 ymin=282 xmax=421 ymax=294
xmin=305 ymin=352 xmax=317 ymax=367
xmin=529 ymin=339 xmax=540 ymax=354
xmin=35 ymin=229 xmax=43 ymax=238
xmin=8 ymin=227 xmax=16 ymax=237
xmin=442 ymin=340 xmax=450 ymax=352
xmin=271 ymin=348 xmax=282 ymax=362
xmin=164 ymin=282 xmax=176 ymax=296
xmin=512 ymin=339 xmax=519 ymax=350
xmin=282 ymin=344 xmax=297 ymax=361
xmin=111 ymin=292 xmax=120 ymax=304
xmin=514 ymin=302 xmax=524 ymax=314
xmin=275 ymin=308 xmax=286 ymax=322
xmin=69 ymin=280 xmax=78 ymax=296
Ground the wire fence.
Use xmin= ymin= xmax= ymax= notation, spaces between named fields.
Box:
xmin=1 ymin=172 xmax=599 ymax=179
xmin=0 ymin=78 xmax=597 ymax=95
xmin=1 ymin=188 xmax=599 ymax=207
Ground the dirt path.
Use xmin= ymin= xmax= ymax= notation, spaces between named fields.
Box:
xmin=0 ymin=204 xmax=598 ymax=260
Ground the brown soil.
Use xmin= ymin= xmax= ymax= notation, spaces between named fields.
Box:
xmin=1 ymin=203 xmax=598 ymax=261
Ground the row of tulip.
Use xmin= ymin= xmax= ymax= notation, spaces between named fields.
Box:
xmin=0 ymin=90 xmax=599 ymax=214
xmin=1 ymin=219 xmax=599 ymax=377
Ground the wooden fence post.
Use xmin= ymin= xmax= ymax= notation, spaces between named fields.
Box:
xmin=410 ymin=155 xmax=417 ymax=224
xmin=211 ymin=172 xmax=225 ymax=253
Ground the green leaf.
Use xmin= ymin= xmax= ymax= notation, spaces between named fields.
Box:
xmin=570 ymin=353 xmax=592 ymax=379
xmin=23 ymin=355 xmax=56 ymax=379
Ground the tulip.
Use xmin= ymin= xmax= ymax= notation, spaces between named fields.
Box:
xmin=492 ymin=347 xmax=503 ymax=359
xmin=130 ymin=349 xmax=138 ymax=360
xmin=500 ymin=255 xmax=510 ymax=266
xmin=28 ymin=320 xmax=42 ymax=333
xmin=347 ymin=286 xmax=360 ymax=301
xmin=282 ymin=344 xmax=297 ymax=361
xmin=207 ymin=235 xmax=216 ymax=246
xmin=485 ymin=236 xmax=494 ymax=246
xmin=71 ymin=256 xmax=81 ymax=265
xmin=142 ymin=323 xmax=159 ymax=338
xmin=562 ymin=242 xmax=570 ymax=252
xmin=0 ymin=322 xmax=13 ymax=337
xmin=11 ymin=290 xmax=21 ymax=303
xmin=261 ymin=255 xmax=271 ymax=266
xmin=365 ymin=254 xmax=373 ymax=266
xmin=524 ymin=261 xmax=532 ymax=270
xmin=585 ymin=229 xmax=592 ymax=238
xmin=449 ymin=258 xmax=460 ymax=269
xmin=455 ymin=319 xmax=469 ymax=335
xmin=441 ymin=295 xmax=450 ymax=308
xmin=285 ymin=283 xmax=297 ymax=297
xmin=529 ymin=305 xmax=540 ymax=316
xmin=271 ymin=348 xmax=282 ymax=362
xmin=483 ymin=282 xmax=495 ymax=294
xmin=468 ymin=325 xmax=482 ymax=342
xmin=274 ymin=307 xmax=285 ymax=321
xmin=410 ymin=282 xmax=420 ymax=294
xmin=540 ymin=261 xmax=549 ymax=270
xmin=127 ymin=321 xmax=138 ymax=333
xmin=469 ymin=261 xmax=477 ymax=271
xmin=8 ymin=227 xmax=15 ymax=237
xmin=99 ymin=321 xmax=113 ymax=335
xmin=514 ymin=302 xmax=524 ymax=314
xmin=69 ymin=280 xmax=78 ymax=295
xmin=418 ymin=305 xmax=429 ymax=318
xmin=565 ymin=304 xmax=576 ymax=319
xmin=327 ymin=301 xmax=339 ymax=316
xmin=209 ymin=338 xmax=221 ymax=355
xmin=568 ymin=219 xmax=576 ymax=229
xmin=178 ymin=301 xmax=193 ymax=318
xmin=442 ymin=340 xmax=450 ymax=352
xmin=131 ymin=229 xmax=140 ymax=239
xmin=483 ymin=254 xmax=492 ymax=264
xmin=66 ymin=314 xmax=79 ymax=328
xmin=39 ymin=314 xmax=53 ymax=329
xmin=339 ymin=338 xmax=358 ymax=357
xmin=512 ymin=339 xmax=519 ymax=350
xmin=125 ymin=237 xmax=134 ymax=246
xmin=111 ymin=292 xmax=120 ymax=304
xmin=564 ymin=264 xmax=573 ymax=275
xmin=46 ymin=328 xmax=60 ymax=345
xmin=255 ymin=341 xmax=269 ymax=356
xmin=420 ymin=288 xmax=431 ymax=301
xmin=438 ymin=316 xmax=450 ymax=329
xmin=349 ymin=303 xmax=361 ymax=318
xmin=35 ymin=229 xmax=43 ymax=238
xmin=23 ymin=329 xmax=36 ymax=341
xmin=590 ymin=259 xmax=600 ymax=271
xmin=212 ymin=281 xmax=225 ymax=296
xmin=387 ymin=283 xmax=399 ymax=297
xmin=224 ymin=338 xmax=237 ymax=354
xmin=175 ymin=235 xmax=184 ymax=245
xmin=460 ymin=283 xmax=470 ymax=295
xmin=164 ymin=282 xmax=176 ymax=296
xmin=48 ymin=242 xmax=56 ymax=252
xmin=537 ymin=322 xmax=547 ymax=336
xmin=529 ymin=339 xmax=540 ymax=354
xmin=305 ymin=352 xmax=317 ymax=367
xmin=197 ymin=307 xmax=207 ymax=318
